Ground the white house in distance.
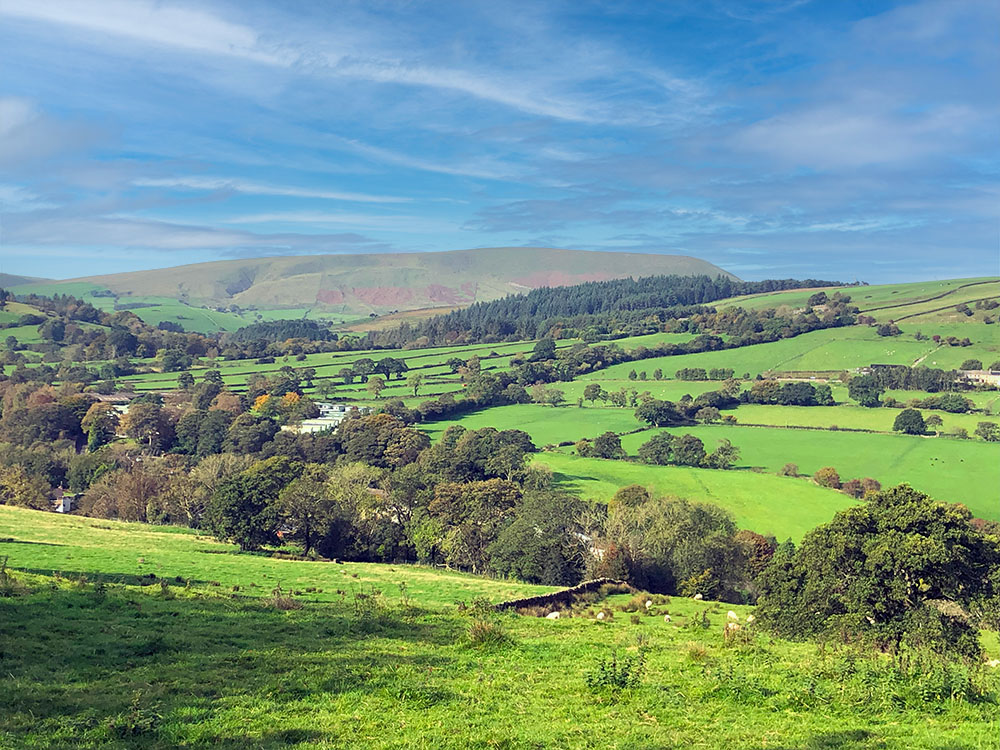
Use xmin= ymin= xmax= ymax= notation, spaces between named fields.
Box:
xmin=962 ymin=369 xmax=1000 ymax=387
xmin=284 ymin=403 xmax=371 ymax=434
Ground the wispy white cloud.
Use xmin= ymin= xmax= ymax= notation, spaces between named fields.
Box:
xmin=0 ymin=183 xmax=56 ymax=211
xmin=0 ymin=0 xmax=287 ymax=64
xmin=221 ymin=211 xmax=453 ymax=233
xmin=2 ymin=213 xmax=392 ymax=256
xmin=132 ymin=177 xmax=408 ymax=204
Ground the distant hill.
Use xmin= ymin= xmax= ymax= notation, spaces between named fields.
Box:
xmin=46 ymin=248 xmax=737 ymax=315
xmin=0 ymin=273 xmax=50 ymax=288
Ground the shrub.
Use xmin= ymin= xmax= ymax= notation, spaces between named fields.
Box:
xmin=467 ymin=618 xmax=514 ymax=648
xmin=779 ymin=463 xmax=799 ymax=477
xmin=813 ymin=466 xmax=841 ymax=489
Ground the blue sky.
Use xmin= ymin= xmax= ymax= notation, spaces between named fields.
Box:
xmin=0 ymin=0 xmax=997 ymax=282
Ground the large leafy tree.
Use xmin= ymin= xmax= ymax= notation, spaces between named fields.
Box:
xmin=757 ymin=484 xmax=1000 ymax=657
xmin=208 ymin=456 xmax=302 ymax=551
xmin=637 ymin=433 xmax=674 ymax=465
xmin=634 ymin=399 xmax=686 ymax=427
xmin=429 ymin=478 xmax=522 ymax=573
xmin=489 ymin=490 xmax=586 ymax=585
xmin=848 ymin=374 xmax=884 ymax=408
xmin=892 ymin=408 xmax=926 ymax=435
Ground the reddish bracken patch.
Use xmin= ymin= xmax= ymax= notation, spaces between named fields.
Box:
xmin=513 ymin=271 xmax=616 ymax=288
xmin=315 ymin=288 xmax=346 ymax=304
xmin=352 ymin=287 xmax=415 ymax=306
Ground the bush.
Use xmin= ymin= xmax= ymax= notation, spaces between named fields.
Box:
xmin=813 ymin=466 xmax=841 ymax=489
xmin=779 ymin=463 xmax=799 ymax=477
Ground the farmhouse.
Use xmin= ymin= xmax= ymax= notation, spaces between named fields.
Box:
xmin=52 ymin=489 xmax=81 ymax=513
xmin=283 ymin=403 xmax=370 ymax=434
xmin=962 ymin=370 xmax=1000 ymax=387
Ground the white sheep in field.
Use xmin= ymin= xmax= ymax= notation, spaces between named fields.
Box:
xmin=727 ymin=610 xmax=739 ymax=621
xmin=596 ymin=611 xmax=606 ymax=621
xmin=745 ymin=614 xmax=756 ymax=624
xmin=987 ymin=659 xmax=1000 ymax=668
xmin=663 ymin=614 xmax=671 ymax=623
xmin=645 ymin=600 xmax=652 ymax=609
xmin=693 ymin=593 xmax=703 ymax=601
xmin=545 ymin=611 xmax=560 ymax=620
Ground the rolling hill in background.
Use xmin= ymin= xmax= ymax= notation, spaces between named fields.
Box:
xmin=15 ymin=248 xmax=736 ymax=316
xmin=0 ymin=273 xmax=50 ymax=288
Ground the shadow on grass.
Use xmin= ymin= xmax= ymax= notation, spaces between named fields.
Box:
xmin=0 ymin=538 xmax=66 ymax=546
xmin=12 ymin=567 xmax=218 ymax=588
xmin=0 ymin=586 xmax=458 ymax=748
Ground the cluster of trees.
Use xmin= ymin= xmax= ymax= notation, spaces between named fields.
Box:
xmin=587 ymin=486 xmax=777 ymax=601
xmin=350 ymin=276 xmax=850 ymax=348
xmin=633 ymin=389 xmax=740 ymax=427
xmin=226 ymin=320 xmax=335 ymax=344
xmin=674 ymin=368 xmax=735 ymax=381
xmin=636 ymin=432 xmax=741 ymax=469
xmin=740 ymin=380 xmax=834 ymax=407
xmin=906 ymin=393 xmax=974 ymax=413
xmin=857 ymin=365 xmax=971 ymax=396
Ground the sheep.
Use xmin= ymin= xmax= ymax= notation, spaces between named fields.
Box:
xmin=745 ymin=614 xmax=755 ymax=624
xmin=645 ymin=600 xmax=653 ymax=609
xmin=663 ymin=614 xmax=671 ymax=623
xmin=545 ymin=611 xmax=560 ymax=620
xmin=724 ymin=621 xmax=741 ymax=632
xmin=596 ymin=611 xmax=606 ymax=621
xmin=693 ymin=593 xmax=703 ymax=601
xmin=727 ymin=610 xmax=739 ymax=621
xmin=987 ymin=659 xmax=1000 ymax=668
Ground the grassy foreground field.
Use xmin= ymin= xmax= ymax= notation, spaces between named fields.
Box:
xmin=2 ymin=507 xmax=998 ymax=750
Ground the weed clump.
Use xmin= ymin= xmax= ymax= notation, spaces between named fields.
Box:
xmin=465 ymin=597 xmax=514 ymax=649
xmin=0 ymin=556 xmax=27 ymax=597
xmin=686 ymin=641 xmax=709 ymax=662
xmin=105 ymin=693 xmax=161 ymax=739
xmin=585 ymin=648 xmax=647 ymax=694
xmin=270 ymin=586 xmax=303 ymax=610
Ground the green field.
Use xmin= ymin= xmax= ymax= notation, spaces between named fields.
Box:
xmin=534 ymin=452 xmax=856 ymax=541
xmin=2 ymin=506 xmax=997 ymax=749
xmin=577 ymin=325 xmax=999 ymax=380
xmin=616 ymin=425 xmax=1000 ymax=522
xmin=729 ymin=403 xmax=993 ymax=435
xmin=0 ymin=507 xmax=549 ymax=608
xmin=422 ymin=403 xmax=644 ymax=446
xmin=717 ymin=277 xmax=1000 ymax=323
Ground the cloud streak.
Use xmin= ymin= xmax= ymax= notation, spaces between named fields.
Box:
xmin=132 ymin=177 xmax=409 ymax=204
